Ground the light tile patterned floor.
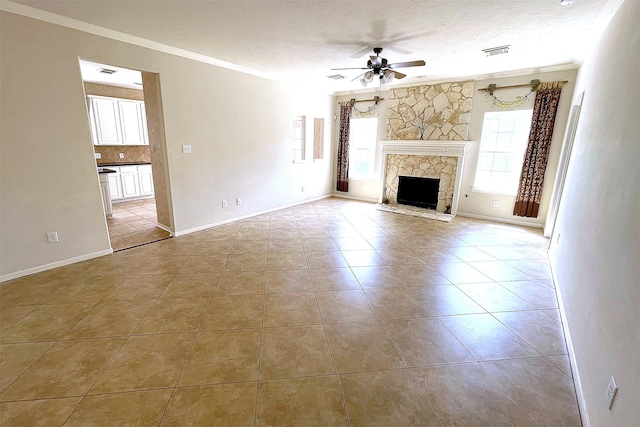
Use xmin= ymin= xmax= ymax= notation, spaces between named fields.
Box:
xmin=0 ymin=198 xmax=582 ymax=426
xmin=107 ymin=198 xmax=170 ymax=251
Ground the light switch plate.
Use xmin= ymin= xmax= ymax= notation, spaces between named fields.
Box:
xmin=182 ymin=145 xmax=192 ymax=154
xmin=119 ymin=153 xmax=124 ymax=159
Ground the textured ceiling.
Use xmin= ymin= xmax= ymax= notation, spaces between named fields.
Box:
xmin=8 ymin=0 xmax=613 ymax=93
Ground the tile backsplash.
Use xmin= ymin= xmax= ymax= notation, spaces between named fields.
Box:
xmin=95 ymin=145 xmax=151 ymax=165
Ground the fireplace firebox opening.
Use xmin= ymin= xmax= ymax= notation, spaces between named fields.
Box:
xmin=397 ymin=176 xmax=440 ymax=210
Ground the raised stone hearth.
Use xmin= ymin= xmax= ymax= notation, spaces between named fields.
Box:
xmin=379 ymin=140 xmax=471 ymax=216
xmin=376 ymin=203 xmax=455 ymax=223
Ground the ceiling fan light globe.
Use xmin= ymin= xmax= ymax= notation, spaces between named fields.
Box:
xmin=360 ymin=78 xmax=368 ymax=87
xmin=363 ymin=71 xmax=374 ymax=84
xmin=380 ymin=70 xmax=395 ymax=85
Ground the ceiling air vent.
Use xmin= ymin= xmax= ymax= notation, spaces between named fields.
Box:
xmin=482 ymin=45 xmax=510 ymax=57
xmin=326 ymin=74 xmax=345 ymax=80
xmin=97 ymin=68 xmax=117 ymax=74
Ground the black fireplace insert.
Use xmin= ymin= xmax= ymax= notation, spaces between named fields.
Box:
xmin=397 ymin=176 xmax=440 ymax=210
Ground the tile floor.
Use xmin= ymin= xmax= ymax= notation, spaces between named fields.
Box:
xmin=107 ymin=198 xmax=171 ymax=251
xmin=0 ymin=198 xmax=582 ymax=426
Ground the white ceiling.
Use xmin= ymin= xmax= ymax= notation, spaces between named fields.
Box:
xmin=79 ymin=60 xmax=143 ymax=90
xmin=9 ymin=0 xmax=615 ymax=94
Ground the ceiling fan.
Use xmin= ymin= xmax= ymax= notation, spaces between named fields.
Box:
xmin=332 ymin=47 xmax=425 ymax=86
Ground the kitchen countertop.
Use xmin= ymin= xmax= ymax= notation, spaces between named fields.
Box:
xmin=96 ymin=162 xmax=152 ymax=167
xmin=97 ymin=167 xmax=117 ymax=174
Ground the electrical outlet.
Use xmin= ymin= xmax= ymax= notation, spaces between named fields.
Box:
xmin=46 ymin=231 xmax=59 ymax=243
xmin=605 ymin=376 xmax=618 ymax=410
xmin=119 ymin=153 xmax=124 ymax=159
xmin=301 ymin=186 xmax=305 ymax=192
xmin=492 ymin=200 xmax=499 ymax=208
xmin=236 ymin=198 xmax=241 ymax=205
xmin=222 ymin=200 xmax=228 ymax=208
xmin=182 ymin=145 xmax=192 ymax=154
xmin=95 ymin=153 xmax=101 ymax=159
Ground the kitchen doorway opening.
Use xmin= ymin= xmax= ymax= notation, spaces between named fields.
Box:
xmin=79 ymin=59 xmax=173 ymax=251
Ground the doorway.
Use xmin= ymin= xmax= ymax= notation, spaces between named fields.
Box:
xmin=545 ymin=91 xmax=584 ymax=238
xmin=80 ymin=59 xmax=173 ymax=251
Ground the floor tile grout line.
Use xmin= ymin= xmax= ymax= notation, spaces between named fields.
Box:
xmin=476 ymin=359 xmax=544 ymax=427
xmin=156 ymin=271 xmax=220 ymax=426
xmin=252 ymin=258 xmax=267 ymax=427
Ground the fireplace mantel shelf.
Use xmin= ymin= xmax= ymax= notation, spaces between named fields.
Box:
xmin=380 ymin=140 xmax=472 ymax=157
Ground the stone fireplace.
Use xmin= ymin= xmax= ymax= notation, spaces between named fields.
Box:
xmin=379 ymin=140 xmax=471 ymax=215
xmin=380 ymin=81 xmax=474 ymax=217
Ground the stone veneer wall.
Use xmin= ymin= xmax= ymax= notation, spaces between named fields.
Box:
xmin=386 ymin=82 xmax=474 ymax=141
xmin=385 ymin=154 xmax=458 ymax=212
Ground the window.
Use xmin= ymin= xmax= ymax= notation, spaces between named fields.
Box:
xmin=348 ymin=117 xmax=378 ymax=180
xmin=473 ymin=110 xmax=533 ymax=195
xmin=292 ymin=115 xmax=305 ymax=163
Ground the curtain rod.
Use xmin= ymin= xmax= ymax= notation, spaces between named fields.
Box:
xmin=349 ymin=96 xmax=384 ymax=106
xmin=478 ymin=80 xmax=568 ymax=95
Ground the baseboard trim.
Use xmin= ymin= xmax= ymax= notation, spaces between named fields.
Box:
xmin=174 ymin=195 xmax=332 ymax=237
xmin=331 ymin=192 xmax=378 ymax=203
xmin=456 ymin=211 xmax=544 ymax=228
xmin=155 ymin=222 xmax=174 ymax=235
xmin=0 ymin=249 xmax=113 ymax=282
xmin=549 ymin=261 xmax=591 ymax=427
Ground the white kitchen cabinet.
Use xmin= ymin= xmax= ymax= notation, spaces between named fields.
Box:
xmin=118 ymin=100 xmax=148 ymax=145
xmin=88 ymin=95 xmax=149 ymax=145
xmin=98 ymin=173 xmax=113 ymax=218
xmin=107 ymin=172 xmax=123 ymax=200
xmin=120 ymin=166 xmax=141 ymax=198
xmin=138 ymin=165 xmax=154 ymax=196
xmin=102 ymin=164 xmax=154 ymax=202
xmin=90 ymin=97 xmax=121 ymax=145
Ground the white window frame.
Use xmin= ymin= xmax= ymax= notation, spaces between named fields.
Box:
xmin=473 ymin=109 xmax=533 ymax=195
xmin=292 ymin=115 xmax=306 ymax=164
xmin=348 ymin=117 xmax=378 ymax=181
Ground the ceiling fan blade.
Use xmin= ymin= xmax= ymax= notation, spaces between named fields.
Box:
xmin=391 ymin=71 xmax=407 ymax=79
xmin=351 ymin=72 xmax=367 ymax=82
xmin=388 ymin=60 xmax=426 ymax=69
xmin=331 ymin=67 xmax=369 ymax=71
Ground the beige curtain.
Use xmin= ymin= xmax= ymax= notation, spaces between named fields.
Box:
xmin=514 ymin=81 xmax=565 ymax=217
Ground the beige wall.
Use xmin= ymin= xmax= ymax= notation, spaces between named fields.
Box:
xmin=548 ymin=1 xmax=639 ymax=425
xmin=0 ymin=11 xmax=333 ymax=279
